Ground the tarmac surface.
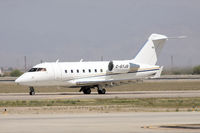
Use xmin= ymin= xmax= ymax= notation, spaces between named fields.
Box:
xmin=1 ymin=112 xmax=200 ymax=133
xmin=1 ymin=90 xmax=200 ymax=100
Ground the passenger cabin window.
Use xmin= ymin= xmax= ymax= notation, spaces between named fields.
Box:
xmin=100 ymin=69 xmax=103 ymax=72
xmin=83 ymin=69 xmax=85 ymax=73
xmin=77 ymin=70 xmax=79 ymax=73
xmin=95 ymin=69 xmax=97 ymax=73
xmin=88 ymin=69 xmax=91 ymax=73
xmin=71 ymin=70 xmax=73 ymax=73
xmin=65 ymin=70 xmax=67 ymax=73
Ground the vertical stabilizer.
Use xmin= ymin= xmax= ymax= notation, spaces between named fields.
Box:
xmin=134 ymin=34 xmax=168 ymax=65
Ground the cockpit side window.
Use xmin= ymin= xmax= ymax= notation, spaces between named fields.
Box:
xmin=28 ymin=68 xmax=47 ymax=72
xmin=28 ymin=68 xmax=37 ymax=72
xmin=37 ymin=68 xmax=47 ymax=72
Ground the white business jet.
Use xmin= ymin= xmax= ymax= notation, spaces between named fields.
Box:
xmin=15 ymin=34 xmax=169 ymax=95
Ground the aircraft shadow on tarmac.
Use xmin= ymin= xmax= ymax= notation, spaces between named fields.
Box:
xmin=34 ymin=92 xmax=147 ymax=96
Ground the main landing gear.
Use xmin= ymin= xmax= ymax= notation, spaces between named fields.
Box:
xmin=29 ymin=86 xmax=35 ymax=95
xmin=97 ymin=86 xmax=106 ymax=94
xmin=79 ymin=86 xmax=106 ymax=95
xmin=79 ymin=86 xmax=91 ymax=94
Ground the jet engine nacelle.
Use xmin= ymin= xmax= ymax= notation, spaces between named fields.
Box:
xmin=108 ymin=61 xmax=140 ymax=74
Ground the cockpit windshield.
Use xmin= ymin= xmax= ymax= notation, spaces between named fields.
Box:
xmin=28 ymin=68 xmax=37 ymax=72
xmin=28 ymin=68 xmax=47 ymax=72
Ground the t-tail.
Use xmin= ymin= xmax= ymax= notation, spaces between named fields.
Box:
xmin=133 ymin=34 xmax=168 ymax=65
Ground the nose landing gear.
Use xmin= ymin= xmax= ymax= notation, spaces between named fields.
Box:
xmin=29 ymin=86 xmax=35 ymax=95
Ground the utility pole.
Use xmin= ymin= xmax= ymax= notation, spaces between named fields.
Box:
xmin=171 ymin=55 xmax=174 ymax=72
xmin=101 ymin=56 xmax=103 ymax=61
xmin=24 ymin=56 xmax=27 ymax=71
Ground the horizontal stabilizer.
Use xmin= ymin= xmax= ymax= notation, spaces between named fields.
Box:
xmin=167 ymin=36 xmax=187 ymax=39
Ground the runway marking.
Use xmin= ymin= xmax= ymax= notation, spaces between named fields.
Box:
xmin=1 ymin=90 xmax=200 ymax=101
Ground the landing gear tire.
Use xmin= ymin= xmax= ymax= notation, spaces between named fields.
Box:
xmin=83 ymin=87 xmax=91 ymax=94
xmin=29 ymin=87 xmax=35 ymax=95
xmin=29 ymin=91 xmax=35 ymax=95
xmin=98 ymin=88 xmax=106 ymax=94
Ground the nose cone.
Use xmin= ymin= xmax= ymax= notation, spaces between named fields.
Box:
xmin=15 ymin=75 xmax=25 ymax=84
xmin=15 ymin=73 xmax=34 ymax=85
xmin=15 ymin=77 xmax=19 ymax=83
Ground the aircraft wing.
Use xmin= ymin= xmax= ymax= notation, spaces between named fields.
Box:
xmin=73 ymin=77 xmax=140 ymax=87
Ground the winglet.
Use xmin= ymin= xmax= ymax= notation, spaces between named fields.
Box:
xmin=56 ymin=59 xmax=59 ymax=63
xmin=151 ymin=66 xmax=163 ymax=78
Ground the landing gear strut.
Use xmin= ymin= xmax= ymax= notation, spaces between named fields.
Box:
xmin=97 ymin=86 xmax=106 ymax=94
xmin=80 ymin=87 xmax=91 ymax=94
xmin=29 ymin=86 xmax=35 ymax=95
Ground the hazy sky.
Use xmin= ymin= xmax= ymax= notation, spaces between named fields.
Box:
xmin=0 ymin=0 xmax=200 ymax=69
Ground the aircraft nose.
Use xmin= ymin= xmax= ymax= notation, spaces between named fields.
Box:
xmin=15 ymin=74 xmax=34 ymax=85
xmin=15 ymin=76 xmax=24 ymax=84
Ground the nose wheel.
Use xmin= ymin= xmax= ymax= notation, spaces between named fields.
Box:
xmin=29 ymin=87 xmax=35 ymax=95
